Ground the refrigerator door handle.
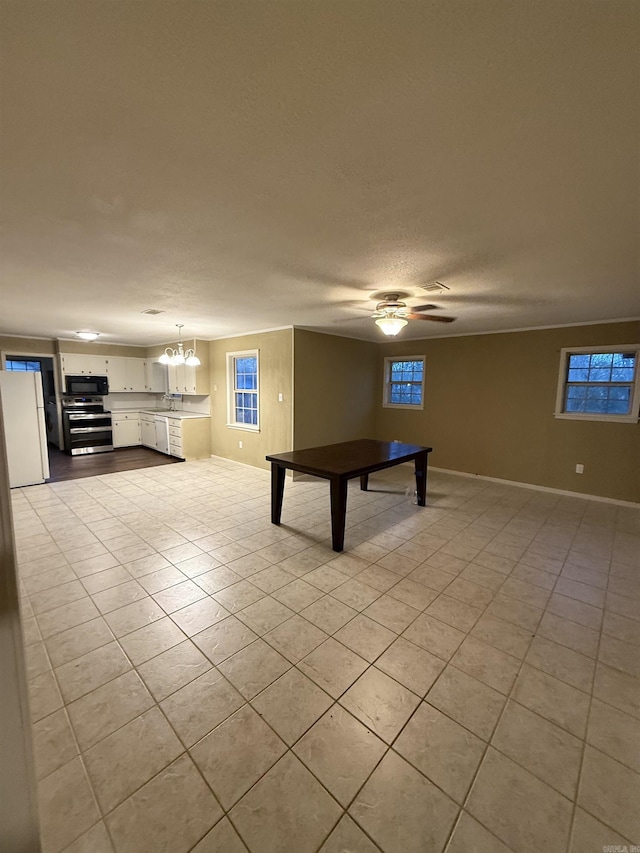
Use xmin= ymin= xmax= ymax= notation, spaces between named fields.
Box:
xmin=36 ymin=406 xmax=50 ymax=480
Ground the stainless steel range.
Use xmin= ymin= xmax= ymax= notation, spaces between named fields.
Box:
xmin=61 ymin=396 xmax=113 ymax=455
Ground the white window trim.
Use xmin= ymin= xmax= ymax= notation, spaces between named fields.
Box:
xmin=554 ymin=344 xmax=640 ymax=424
xmin=226 ymin=349 xmax=260 ymax=432
xmin=382 ymin=355 xmax=426 ymax=410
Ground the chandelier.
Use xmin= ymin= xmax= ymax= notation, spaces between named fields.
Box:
xmin=159 ymin=324 xmax=201 ymax=366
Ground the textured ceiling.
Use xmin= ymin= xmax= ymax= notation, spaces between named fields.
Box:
xmin=1 ymin=1 xmax=638 ymax=345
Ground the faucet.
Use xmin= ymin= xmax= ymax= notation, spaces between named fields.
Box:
xmin=161 ymin=394 xmax=176 ymax=411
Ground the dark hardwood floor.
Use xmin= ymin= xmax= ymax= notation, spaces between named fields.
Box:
xmin=47 ymin=445 xmax=182 ymax=483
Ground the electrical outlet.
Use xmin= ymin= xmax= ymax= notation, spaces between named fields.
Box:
xmin=576 ymin=463 xmax=584 ymax=474
xmin=239 ymin=440 xmax=243 ymax=449
xmin=278 ymin=392 xmax=283 ymax=402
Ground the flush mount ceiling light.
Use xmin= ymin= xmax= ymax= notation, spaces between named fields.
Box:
xmin=76 ymin=331 xmax=100 ymax=341
xmin=159 ymin=324 xmax=201 ymax=367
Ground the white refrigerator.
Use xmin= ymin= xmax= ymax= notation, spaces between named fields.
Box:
xmin=0 ymin=371 xmax=50 ymax=487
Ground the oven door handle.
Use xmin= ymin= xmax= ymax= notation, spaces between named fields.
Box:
xmin=69 ymin=426 xmax=113 ymax=434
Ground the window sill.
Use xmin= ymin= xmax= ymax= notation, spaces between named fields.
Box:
xmin=553 ymin=412 xmax=638 ymax=424
xmin=382 ymin=403 xmax=424 ymax=410
xmin=226 ymin=423 xmax=260 ymax=432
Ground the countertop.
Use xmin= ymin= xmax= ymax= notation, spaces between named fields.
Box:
xmin=111 ymin=408 xmax=211 ymax=420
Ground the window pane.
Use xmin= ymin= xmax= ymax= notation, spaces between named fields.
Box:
xmin=611 ymin=368 xmax=634 ymax=382
xmin=6 ymin=359 xmax=41 ymax=372
xmin=613 ymin=352 xmax=636 ymax=367
xmin=567 ymin=386 xmax=587 ymax=399
xmin=586 ymin=386 xmax=608 ymax=399
xmin=567 ymin=368 xmax=589 ymax=382
xmin=588 ymin=368 xmax=611 ymax=382
xmin=569 ymin=354 xmax=590 ymax=368
xmin=565 ymin=398 xmax=586 ymax=412
xmin=608 ymin=400 xmax=631 ymax=414
xmin=609 ymin=387 xmax=631 ymax=402
xmin=590 ymin=353 xmax=613 ymax=367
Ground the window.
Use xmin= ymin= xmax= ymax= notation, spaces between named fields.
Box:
xmin=5 ymin=359 xmax=41 ymax=372
xmin=554 ymin=345 xmax=640 ymax=423
xmin=226 ymin=350 xmax=259 ymax=430
xmin=383 ymin=356 xmax=425 ymax=409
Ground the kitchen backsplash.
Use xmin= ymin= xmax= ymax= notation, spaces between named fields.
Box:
xmin=105 ymin=392 xmax=211 ymax=414
xmin=106 ymin=393 xmax=164 ymax=411
xmin=178 ymin=395 xmax=211 ymax=414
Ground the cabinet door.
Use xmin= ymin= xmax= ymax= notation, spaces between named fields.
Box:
xmin=60 ymin=353 xmax=108 ymax=375
xmin=140 ymin=419 xmax=157 ymax=448
xmin=126 ymin=358 xmax=147 ymax=392
xmin=145 ymin=361 xmax=168 ymax=393
xmin=106 ymin=357 xmax=128 ymax=392
xmin=112 ymin=418 xmax=141 ymax=447
xmin=167 ymin=364 xmax=187 ymax=394
xmin=182 ymin=365 xmax=197 ymax=395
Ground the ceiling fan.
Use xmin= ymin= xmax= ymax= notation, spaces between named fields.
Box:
xmin=372 ymin=293 xmax=456 ymax=335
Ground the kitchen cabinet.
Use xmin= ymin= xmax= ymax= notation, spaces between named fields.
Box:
xmin=112 ymin=413 xmax=141 ymax=447
xmin=140 ymin=414 xmax=157 ymax=448
xmin=145 ymin=360 xmax=167 ymax=393
xmin=166 ymin=363 xmax=209 ymax=396
xmin=162 ymin=416 xmax=211 ymax=460
xmin=60 ymin=353 xmax=109 ymax=375
xmin=105 ymin=357 xmax=147 ymax=392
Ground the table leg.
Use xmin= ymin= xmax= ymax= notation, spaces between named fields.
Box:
xmin=414 ymin=451 xmax=428 ymax=506
xmin=329 ymin=476 xmax=348 ymax=552
xmin=271 ymin=463 xmax=286 ymax=524
xmin=360 ymin=473 xmax=369 ymax=491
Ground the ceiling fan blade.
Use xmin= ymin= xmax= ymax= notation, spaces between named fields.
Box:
xmin=410 ymin=303 xmax=438 ymax=312
xmin=407 ymin=314 xmax=456 ymax=323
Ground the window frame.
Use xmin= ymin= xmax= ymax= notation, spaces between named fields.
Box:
xmin=226 ymin=349 xmax=260 ymax=432
xmin=382 ymin=355 xmax=426 ymax=410
xmin=554 ymin=344 xmax=640 ymax=423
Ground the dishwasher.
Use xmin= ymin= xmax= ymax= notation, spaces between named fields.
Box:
xmin=154 ymin=416 xmax=170 ymax=455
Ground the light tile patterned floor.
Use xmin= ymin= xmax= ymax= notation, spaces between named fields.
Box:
xmin=12 ymin=457 xmax=640 ymax=853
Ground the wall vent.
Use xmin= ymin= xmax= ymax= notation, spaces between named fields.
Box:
xmin=420 ymin=282 xmax=450 ymax=293
xmin=141 ymin=308 xmax=164 ymax=315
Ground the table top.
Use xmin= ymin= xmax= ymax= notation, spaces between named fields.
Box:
xmin=266 ymin=438 xmax=432 ymax=478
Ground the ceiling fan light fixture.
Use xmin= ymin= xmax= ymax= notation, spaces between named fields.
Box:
xmin=375 ymin=316 xmax=408 ymax=336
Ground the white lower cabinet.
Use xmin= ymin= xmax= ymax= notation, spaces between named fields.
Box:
xmin=140 ymin=415 xmax=157 ymax=449
xmin=168 ymin=419 xmax=183 ymax=457
xmin=112 ymin=413 xmax=141 ymax=447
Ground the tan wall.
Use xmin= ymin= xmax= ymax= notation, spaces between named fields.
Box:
xmin=58 ymin=340 xmax=145 ymax=357
xmin=375 ymin=321 xmax=640 ymax=503
xmin=0 ymin=335 xmax=56 ymax=356
xmin=0 ymin=336 xmax=145 ymax=359
xmin=209 ymin=329 xmax=293 ymax=470
xmin=293 ymin=329 xmax=378 ymax=449
xmin=145 ymin=339 xmax=208 ymax=362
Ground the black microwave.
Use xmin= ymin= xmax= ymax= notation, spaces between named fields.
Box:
xmin=64 ymin=375 xmax=109 ymax=396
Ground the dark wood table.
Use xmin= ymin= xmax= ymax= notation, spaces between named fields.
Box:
xmin=266 ymin=439 xmax=432 ymax=552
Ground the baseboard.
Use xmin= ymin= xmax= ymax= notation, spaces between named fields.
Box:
xmin=427 ymin=466 xmax=640 ymax=508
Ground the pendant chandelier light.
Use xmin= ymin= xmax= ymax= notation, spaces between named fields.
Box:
xmin=159 ymin=324 xmax=201 ymax=366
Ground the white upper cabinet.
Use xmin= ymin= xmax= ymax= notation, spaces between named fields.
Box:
xmin=105 ymin=357 xmax=147 ymax=392
xmin=60 ymin=353 xmax=109 ymax=375
xmin=145 ymin=360 xmax=168 ymax=393
xmin=167 ymin=363 xmax=197 ymax=395
xmin=166 ymin=363 xmax=208 ymax=395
